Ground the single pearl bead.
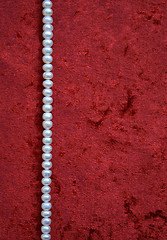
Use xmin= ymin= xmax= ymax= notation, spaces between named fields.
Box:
xmin=42 ymin=177 xmax=51 ymax=185
xmin=42 ymin=161 xmax=52 ymax=169
xmin=43 ymin=8 xmax=53 ymax=16
xmin=42 ymin=170 xmax=52 ymax=178
xmin=42 ymin=202 xmax=52 ymax=210
xmin=41 ymin=225 xmax=51 ymax=234
xmin=43 ymin=24 xmax=53 ymax=32
xmin=42 ymin=153 xmax=52 ymax=161
xmin=43 ymin=120 xmax=53 ymax=129
xmin=41 ymin=186 xmax=51 ymax=194
xmin=41 ymin=217 xmax=51 ymax=225
xmin=42 ymin=137 xmax=52 ymax=145
xmin=43 ymin=97 xmax=53 ymax=105
xmin=41 ymin=210 xmax=51 ymax=218
xmin=41 ymin=193 xmax=51 ymax=202
xmin=43 ymin=112 xmax=52 ymax=120
xmin=42 ymin=0 xmax=52 ymax=8
xmin=43 ymin=31 xmax=53 ymax=39
xmin=43 ymin=80 xmax=53 ymax=88
xmin=43 ymin=130 xmax=52 ymax=137
xmin=42 ymin=145 xmax=52 ymax=153
xmin=43 ymin=55 xmax=52 ymax=64
xmin=43 ymin=112 xmax=52 ymax=121
xmin=41 ymin=234 xmax=51 ymax=240
xmin=43 ymin=72 xmax=53 ymax=79
xmin=42 ymin=104 xmax=52 ymax=112
xmin=43 ymin=89 xmax=52 ymax=97
xmin=43 ymin=63 xmax=53 ymax=71
xmin=42 ymin=47 xmax=53 ymax=55
xmin=43 ymin=16 xmax=53 ymax=24
xmin=43 ymin=39 xmax=53 ymax=47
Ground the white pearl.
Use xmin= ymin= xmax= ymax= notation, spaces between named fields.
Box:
xmin=43 ymin=137 xmax=52 ymax=144
xmin=42 ymin=161 xmax=52 ymax=169
xmin=43 ymin=8 xmax=53 ymax=16
xmin=43 ymin=112 xmax=52 ymax=120
xmin=43 ymin=120 xmax=53 ymax=129
xmin=43 ymin=16 xmax=53 ymax=24
xmin=43 ymin=63 xmax=53 ymax=71
xmin=42 ymin=193 xmax=51 ymax=202
xmin=43 ymin=112 xmax=52 ymax=121
xmin=43 ymin=55 xmax=52 ymax=63
xmin=43 ymin=104 xmax=52 ymax=112
xmin=41 ymin=225 xmax=51 ymax=234
xmin=43 ymin=24 xmax=53 ymax=32
xmin=43 ymin=80 xmax=53 ymax=88
xmin=42 ymin=170 xmax=52 ymax=178
xmin=43 ymin=130 xmax=52 ymax=137
xmin=43 ymin=72 xmax=53 ymax=79
xmin=41 ymin=217 xmax=51 ymax=225
xmin=43 ymin=97 xmax=53 ymax=104
xmin=42 ymin=153 xmax=52 ymax=161
xmin=42 ymin=145 xmax=52 ymax=153
xmin=43 ymin=0 xmax=52 ymax=8
xmin=43 ymin=89 xmax=52 ymax=97
xmin=41 ymin=234 xmax=51 ymax=240
xmin=43 ymin=31 xmax=53 ymax=39
xmin=41 ymin=210 xmax=51 ymax=218
xmin=42 ymin=47 xmax=53 ymax=55
xmin=42 ymin=177 xmax=51 ymax=185
xmin=42 ymin=202 xmax=52 ymax=210
xmin=42 ymin=186 xmax=51 ymax=194
xmin=43 ymin=39 xmax=53 ymax=47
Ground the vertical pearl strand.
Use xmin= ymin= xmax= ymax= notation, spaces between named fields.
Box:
xmin=41 ymin=1 xmax=53 ymax=240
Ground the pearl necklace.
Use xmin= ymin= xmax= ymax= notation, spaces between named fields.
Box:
xmin=41 ymin=1 xmax=53 ymax=240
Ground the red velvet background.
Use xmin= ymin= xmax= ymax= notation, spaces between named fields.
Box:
xmin=0 ymin=0 xmax=167 ymax=239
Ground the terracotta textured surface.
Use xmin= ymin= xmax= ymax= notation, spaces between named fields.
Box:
xmin=0 ymin=0 xmax=167 ymax=239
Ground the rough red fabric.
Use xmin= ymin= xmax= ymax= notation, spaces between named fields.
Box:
xmin=0 ymin=0 xmax=167 ymax=239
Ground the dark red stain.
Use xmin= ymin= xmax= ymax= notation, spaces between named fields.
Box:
xmin=0 ymin=0 xmax=167 ymax=239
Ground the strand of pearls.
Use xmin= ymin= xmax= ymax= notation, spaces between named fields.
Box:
xmin=41 ymin=1 xmax=53 ymax=240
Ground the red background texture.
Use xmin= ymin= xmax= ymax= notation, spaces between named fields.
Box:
xmin=0 ymin=0 xmax=167 ymax=239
